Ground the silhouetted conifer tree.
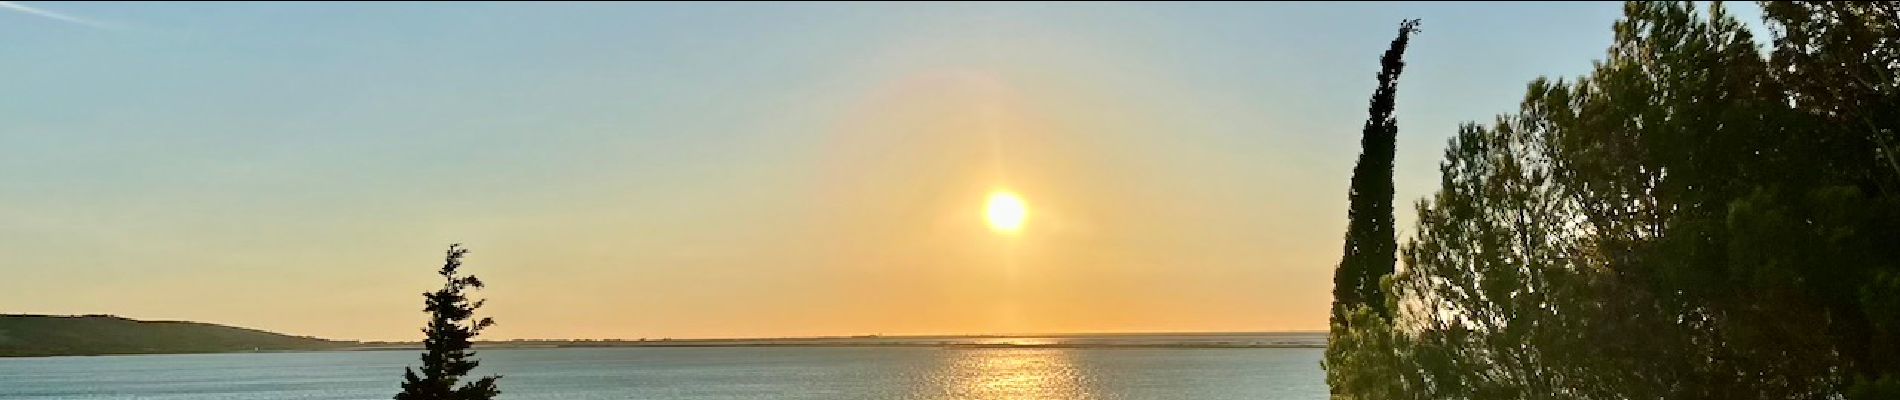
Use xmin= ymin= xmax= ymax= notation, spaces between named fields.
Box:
xmin=396 ymin=244 xmax=499 ymax=400
xmin=1332 ymin=19 xmax=1419 ymax=326
xmin=1328 ymin=3 xmax=1900 ymax=398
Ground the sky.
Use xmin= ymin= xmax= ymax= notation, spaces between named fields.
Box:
xmin=0 ymin=2 xmax=1754 ymax=341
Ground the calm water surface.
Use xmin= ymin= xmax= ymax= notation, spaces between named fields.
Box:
xmin=0 ymin=347 xmax=1324 ymax=399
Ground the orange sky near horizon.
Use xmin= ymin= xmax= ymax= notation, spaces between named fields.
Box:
xmin=439 ymin=66 xmax=1338 ymax=341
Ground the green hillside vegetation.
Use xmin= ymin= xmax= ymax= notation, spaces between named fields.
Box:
xmin=0 ymin=314 xmax=353 ymax=357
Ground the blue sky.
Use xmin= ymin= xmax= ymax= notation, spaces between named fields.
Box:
xmin=0 ymin=2 xmax=1754 ymax=340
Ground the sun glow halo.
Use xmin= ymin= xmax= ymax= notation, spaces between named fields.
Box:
xmin=985 ymin=191 xmax=1028 ymax=234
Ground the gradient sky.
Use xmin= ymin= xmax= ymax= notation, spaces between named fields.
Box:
xmin=0 ymin=2 xmax=1755 ymax=341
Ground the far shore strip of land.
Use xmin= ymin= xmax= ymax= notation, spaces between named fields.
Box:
xmin=340 ymin=333 xmax=1330 ymax=351
xmin=335 ymin=341 xmax=1327 ymax=351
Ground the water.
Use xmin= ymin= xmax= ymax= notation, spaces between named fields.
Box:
xmin=0 ymin=347 xmax=1324 ymax=399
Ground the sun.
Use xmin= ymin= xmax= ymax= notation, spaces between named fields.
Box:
xmin=985 ymin=191 xmax=1028 ymax=233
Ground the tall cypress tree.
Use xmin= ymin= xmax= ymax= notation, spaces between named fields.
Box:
xmin=396 ymin=244 xmax=500 ymax=400
xmin=1332 ymin=20 xmax=1419 ymax=326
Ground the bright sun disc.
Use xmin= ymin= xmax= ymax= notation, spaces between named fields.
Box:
xmin=986 ymin=191 xmax=1028 ymax=233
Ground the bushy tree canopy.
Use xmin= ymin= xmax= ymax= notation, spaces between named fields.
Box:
xmin=1327 ymin=2 xmax=1900 ymax=399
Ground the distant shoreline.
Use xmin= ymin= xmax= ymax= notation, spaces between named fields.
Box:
xmin=330 ymin=331 xmax=1331 ymax=353
xmin=1 ymin=330 xmax=1328 ymax=359
xmin=0 ymin=315 xmax=1326 ymax=358
xmin=353 ymin=331 xmax=1328 ymax=349
xmin=0 ymin=339 xmax=1330 ymax=360
xmin=345 ymin=341 xmax=1328 ymax=352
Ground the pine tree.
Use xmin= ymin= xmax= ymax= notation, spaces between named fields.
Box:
xmin=396 ymin=244 xmax=500 ymax=400
xmin=1329 ymin=3 xmax=1900 ymax=398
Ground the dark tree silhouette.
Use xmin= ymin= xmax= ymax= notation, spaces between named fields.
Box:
xmin=1332 ymin=19 xmax=1419 ymax=326
xmin=1328 ymin=3 xmax=1900 ymax=398
xmin=396 ymin=244 xmax=500 ymax=400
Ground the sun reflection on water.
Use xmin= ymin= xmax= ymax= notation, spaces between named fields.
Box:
xmin=924 ymin=349 xmax=1093 ymax=400
xmin=972 ymin=337 xmax=1056 ymax=346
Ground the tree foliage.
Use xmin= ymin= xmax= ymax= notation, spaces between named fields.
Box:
xmin=396 ymin=244 xmax=501 ymax=400
xmin=1326 ymin=18 xmax=1421 ymax=397
xmin=1328 ymin=2 xmax=1900 ymax=399
xmin=1334 ymin=18 xmax=1422 ymax=325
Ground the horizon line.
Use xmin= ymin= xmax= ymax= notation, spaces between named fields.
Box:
xmin=2 ymin=313 xmax=1325 ymax=344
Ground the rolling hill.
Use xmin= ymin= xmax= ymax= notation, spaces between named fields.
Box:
xmin=0 ymin=314 xmax=354 ymax=357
